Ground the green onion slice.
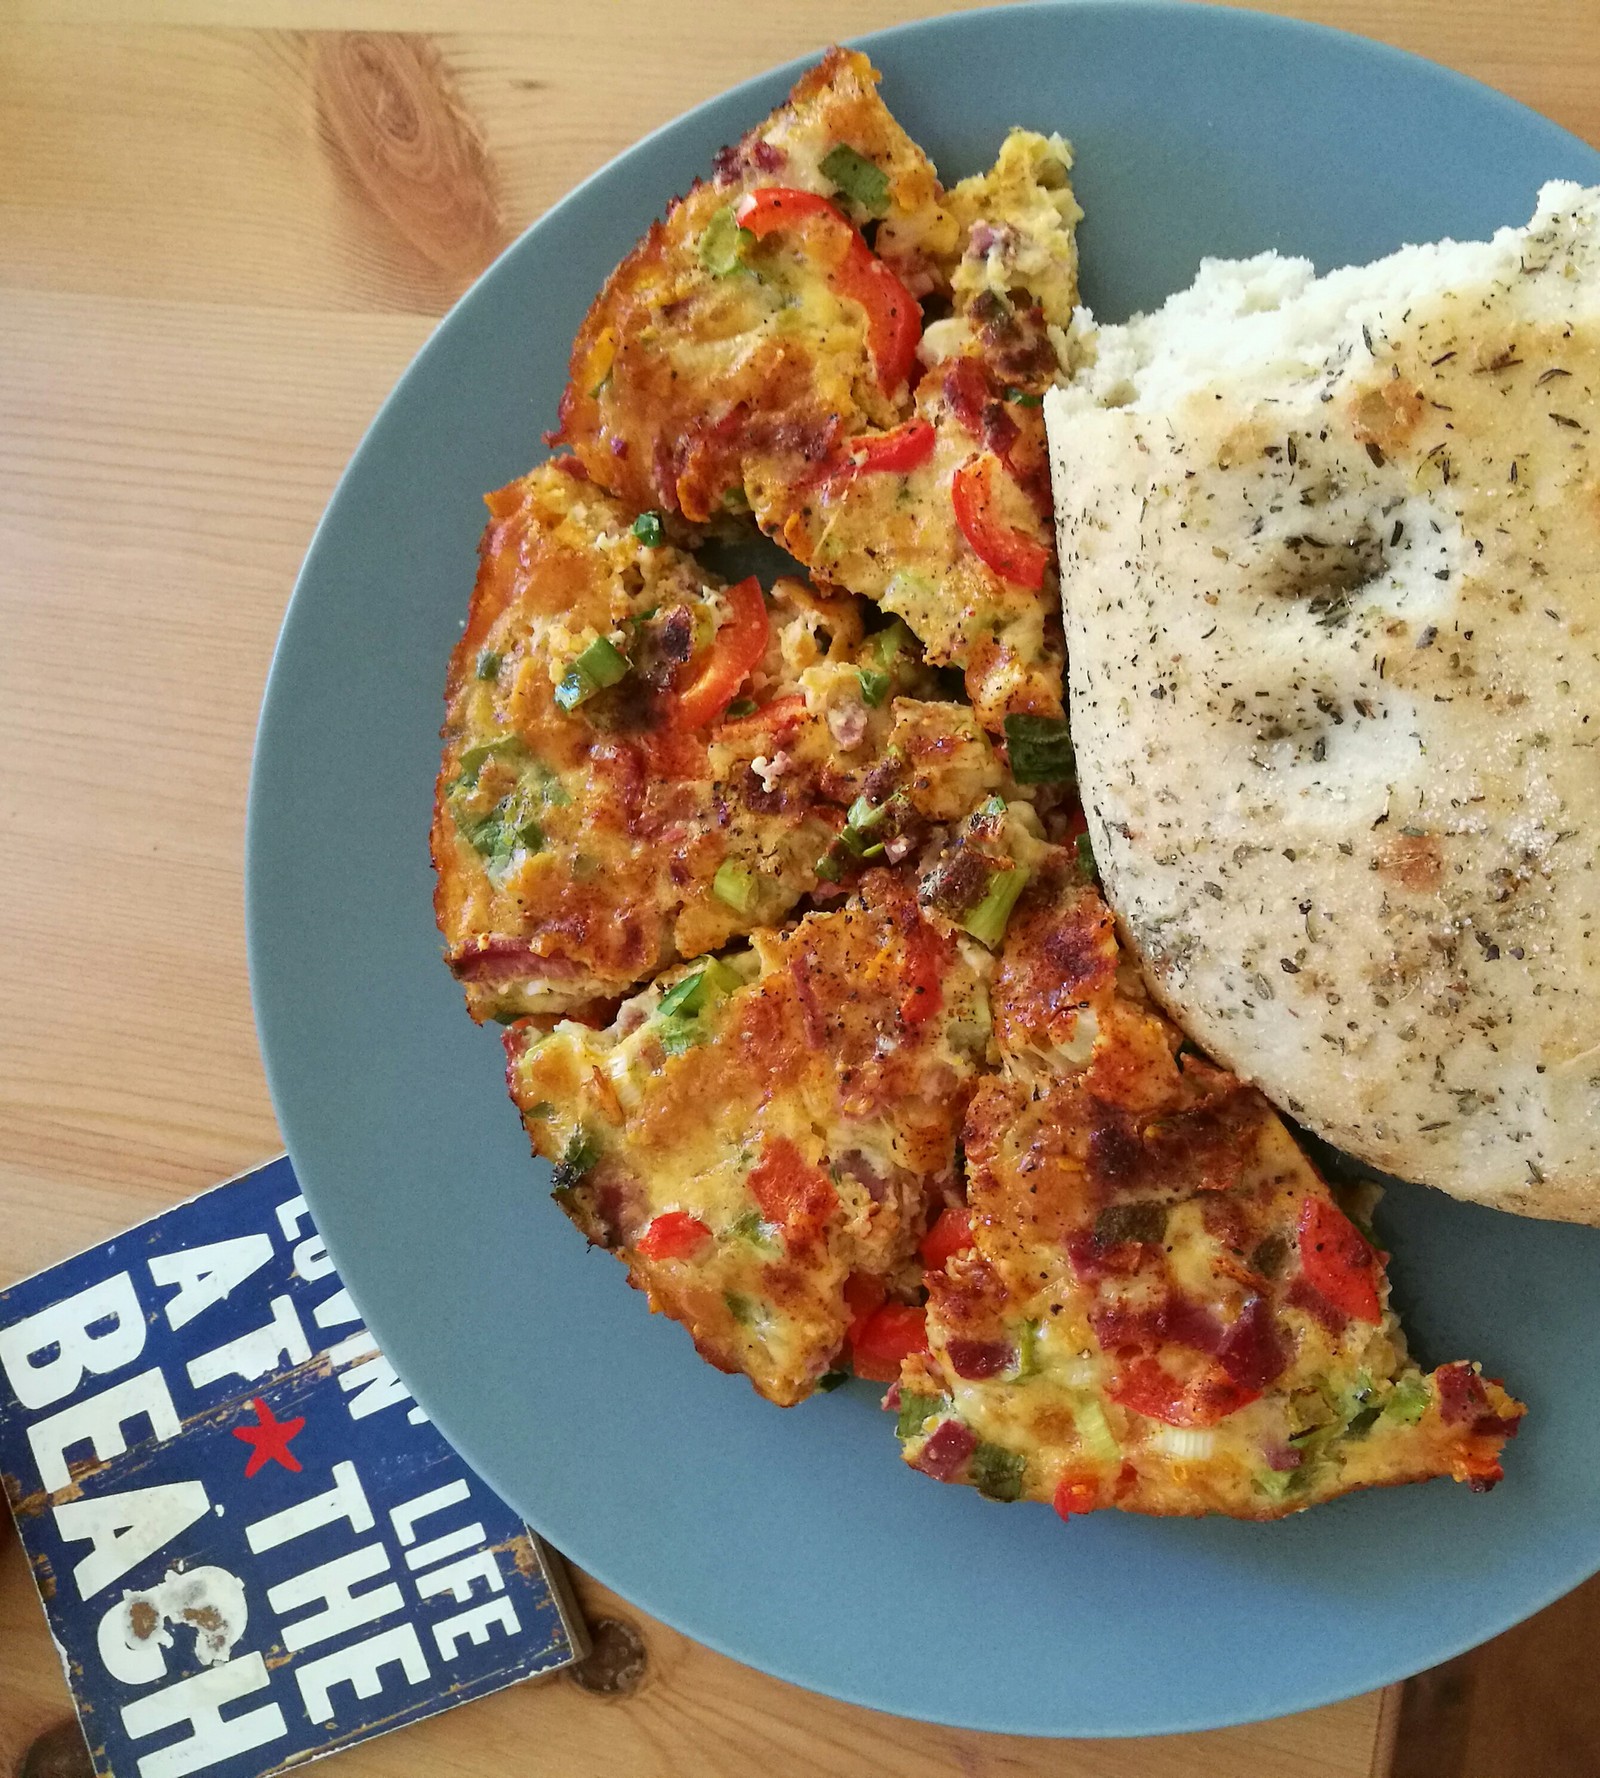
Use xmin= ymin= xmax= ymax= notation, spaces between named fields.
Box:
xmin=961 ymin=864 xmax=1031 ymax=947
xmin=700 ymin=204 xmax=752 ymax=275
xmin=713 ymin=860 xmax=759 ymax=915
xmin=820 ymin=143 xmax=890 ymax=214
xmin=1003 ymin=713 xmax=1076 ymax=785
xmin=631 ymin=511 xmax=665 ymax=547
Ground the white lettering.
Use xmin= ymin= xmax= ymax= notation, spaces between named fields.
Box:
xmin=313 ymin=1288 xmax=360 ymax=1330
xmin=403 ymin=1522 xmax=482 ymax=1573
xmin=326 ymin=1331 xmax=376 ymax=1369
xmin=122 ymin=1654 xmax=286 ymax=1778
xmin=57 ymin=1481 xmax=210 ymax=1600
xmin=274 ymin=1195 xmax=311 ymax=1241
xmin=246 ymin=1460 xmax=372 ymax=1555
xmin=415 ymin=1549 xmax=504 ymax=1607
xmin=338 ymin=1355 xmax=412 ymax=1421
xmin=389 ymin=1479 xmax=469 ymax=1546
xmin=292 ymin=1236 xmax=334 ymax=1283
xmin=268 ymin=1545 xmax=401 ymax=1653
xmin=433 ymin=1597 xmax=520 ymax=1662
xmin=148 ymin=1236 xmax=274 ymax=1333
xmin=0 ymin=1274 xmax=146 ymax=1411
xmin=295 ymin=1624 xmax=430 ymax=1725
xmin=186 ymin=1296 xmax=308 ymax=1392
xmin=29 ymin=1370 xmax=180 ymax=1493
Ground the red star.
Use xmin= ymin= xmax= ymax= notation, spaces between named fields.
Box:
xmin=233 ymin=1397 xmax=306 ymax=1477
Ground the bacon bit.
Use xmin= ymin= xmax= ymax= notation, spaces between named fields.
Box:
xmin=1435 ymin=1362 xmax=1490 ymax=1426
xmin=789 ymin=955 xmax=828 ymax=1048
xmin=946 ymin=1338 xmax=1012 ymax=1380
xmin=1215 ymin=1297 xmax=1288 ymax=1394
xmin=852 ymin=1302 xmax=929 ymax=1382
xmin=1285 ymin=1274 xmax=1351 ymax=1334
xmin=912 ymin=1417 xmax=976 ymax=1480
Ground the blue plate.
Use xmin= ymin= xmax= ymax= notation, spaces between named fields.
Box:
xmin=248 ymin=2 xmax=1600 ymax=1736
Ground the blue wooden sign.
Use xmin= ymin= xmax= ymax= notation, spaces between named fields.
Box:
xmin=0 ymin=1156 xmax=586 ymax=1778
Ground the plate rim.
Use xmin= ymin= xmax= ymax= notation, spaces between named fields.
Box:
xmin=246 ymin=0 xmax=1600 ymax=1737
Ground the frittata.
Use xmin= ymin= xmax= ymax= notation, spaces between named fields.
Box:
xmin=433 ymin=460 xmax=1014 ymax=1021
xmin=502 ymin=870 xmax=996 ymax=1404
xmin=550 ymin=49 xmax=1079 ymax=729
xmin=897 ymin=841 xmax=1526 ymax=1518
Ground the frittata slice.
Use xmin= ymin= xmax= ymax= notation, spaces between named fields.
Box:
xmin=432 ymin=460 xmax=1012 ymax=1021
xmin=896 ymin=838 xmax=1525 ymax=1518
xmin=503 ymin=871 xmax=996 ymax=1405
xmin=551 ymin=50 xmax=1079 ymax=729
xmin=765 ymin=130 xmax=1081 ymax=728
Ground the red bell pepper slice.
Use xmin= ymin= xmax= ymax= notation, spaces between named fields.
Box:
xmin=747 ymin=1136 xmax=836 ymax=1233
xmin=850 ymin=1301 xmax=929 ymax=1382
xmin=919 ymin=1206 xmax=973 ymax=1269
xmin=837 ymin=417 xmax=937 ymax=477
xmin=899 ymin=916 xmax=947 ymax=1027
xmin=1297 ymin=1198 xmax=1382 ymax=1324
xmin=635 ymin=1211 xmax=713 ymax=1261
xmin=733 ymin=187 xmax=922 ymax=394
xmin=712 ymin=690 xmax=807 ymax=740
xmin=843 ymin=1272 xmax=887 ymax=1346
xmin=951 ymin=453 xmax=1051 ymax=589
xmin=1052 ymin=1473 xmax=1102 ymax=1520
xmin=1109 ymin=1357 xmax=1263 ymax=1428
xmin=672 ymin=576 xmax=769 ymax=730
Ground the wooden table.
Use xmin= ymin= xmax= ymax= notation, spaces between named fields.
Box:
xmin=3 ymin=2 xmax=1598 ymax=1773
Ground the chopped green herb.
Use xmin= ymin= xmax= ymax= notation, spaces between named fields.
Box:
xmin=1094 ymin=1200 xmax=1167 ymax=1246
xmin=555 ymin=635 xmax=631 ymax=712
xmin=728 ymin=1209 xmax=777 ymax=1249
xmin=455 ymin=733 xmax=527 ymax=788
xmin=1003 ymin=714 xmax=1076 ymax=785
xmin=866 ymin=617 xmax=916 ymax=673
xmin=631 ymin=510 xmax=665 ymax=547
xmin=978 ymin=794 xmax=1008 ymax=819
xmin=817 ymin=1370 xmax=851 ymax=1392
xmin=1384 ymin=1374 xmax=1431 ymax=1425
xmin=961 ymin=864 xmax=1030 ymax=948
xmin=858 ymin=667 xmax=891 ymax=706
xmin=1074 ymin=831 xmax=1099 ymax=886
xmin=700 ymin=204 xmax=753 ymax=276
xmin=724 ymin=698 xmax=758 ymax=718
xmin=552 ymin=1127 xmax=599 ymax=1193
xmin=1344 ymin=1405 xmax=1382 ymax=1439
xmin=1004 ymin=387 xmax=1045 ymax=407
xmin=896 ymin=1392 xmax=944 ymax=1440
xmin=970 ymin=1441 xmax=1026 ymax=1503
xmin=1252 ymin=1467 xmax=1302 ymax=1503
xmin=523 ymin=1101 xmax=555 ymax=1119
xmin=820 ymin=142 xmax=891 ymax=213
xmin=713 ymin=860 xmax=759 ymax=915
xmin=475 ymin=648 xmax=502 ymax=681
xmin=724 ymin=1291 xmax=758 ymax=1325
xmin=814 ymin=851 xmax=844 ymax=883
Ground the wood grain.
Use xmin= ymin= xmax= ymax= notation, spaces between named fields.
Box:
xmin=3 ymin=3 xmax=1598 ymax=1774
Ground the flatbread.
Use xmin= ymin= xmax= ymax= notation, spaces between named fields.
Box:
xmin=1047 ymin=183 xmax=1600 ymax=1222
